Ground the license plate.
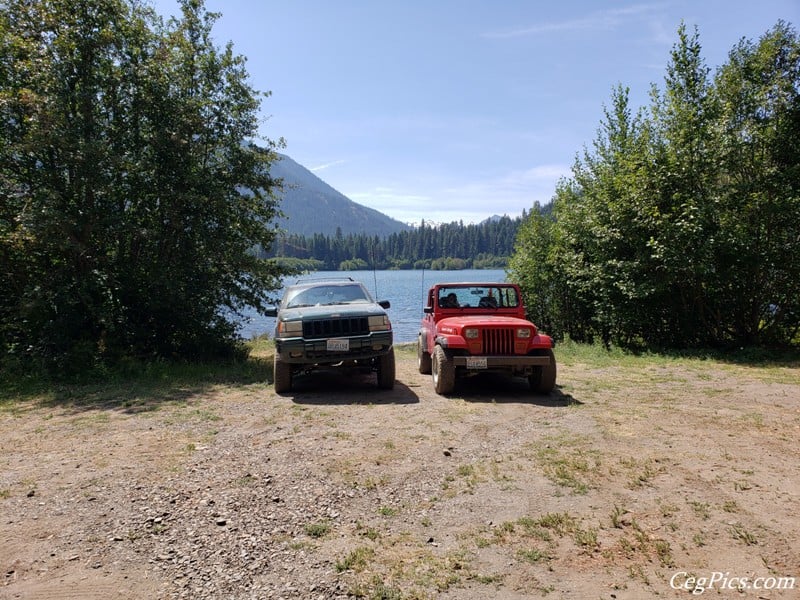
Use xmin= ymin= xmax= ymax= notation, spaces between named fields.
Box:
xmin=327 ymin=338 xmax=349 ymax=352
xmin=465 ymin=357 xmax=487 ymax=369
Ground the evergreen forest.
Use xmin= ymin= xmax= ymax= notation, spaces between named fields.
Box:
xmin=266 ymin=214 xmax=534 ymax=271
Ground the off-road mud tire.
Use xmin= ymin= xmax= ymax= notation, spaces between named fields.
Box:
xmin=273 ymin=354 xmax=292 ymax=393
xmin=432 ymin=345 xmax=456 ymax=395
xmin=377 ymin=349 xmax=396 ymax=389
xmin=417 ymin=334 xmax=432 ymax=374
xmin=529 ymin=349 xmax=557 ymax=394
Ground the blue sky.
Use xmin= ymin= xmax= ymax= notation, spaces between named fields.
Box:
xmin=152 ymin=1 xmax=797 ymax=226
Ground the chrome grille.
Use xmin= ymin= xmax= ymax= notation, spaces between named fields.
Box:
xmin=482 ymin=328 xmax=515 ymax=355
xmin=303 ymin=317 xmax=369 ymax=339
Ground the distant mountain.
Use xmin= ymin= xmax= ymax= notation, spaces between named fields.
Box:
xmin=269 ymin=154 xmax=411 ymax=237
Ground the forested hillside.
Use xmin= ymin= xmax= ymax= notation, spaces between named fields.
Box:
xmin=266 ymin=213 xmax=536 ymax=270
xmin=270 ymin=154 xmax=410 ymax=237
xmin=509 ymin=22 xmax=800 ymax=349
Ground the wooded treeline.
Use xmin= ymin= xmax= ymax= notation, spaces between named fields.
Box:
xmin=509 ymin=22 xmax=800 ymax=349
xmin=267 ymin=214 xmax=530 ymax=271
xmin=0 ymin=0 xmax=287 ymax=372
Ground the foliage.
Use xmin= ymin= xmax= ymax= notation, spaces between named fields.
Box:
xmin=0 ymin=0 xmax=287 ymax=373
xmin=510 ymin=21 xmax=800 ymax=349
xmin=267 ymin=215 xmax=525 ymax=270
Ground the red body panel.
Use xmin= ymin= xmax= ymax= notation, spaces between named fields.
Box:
xmin=419 ymin=283 xmax=553 ymax=355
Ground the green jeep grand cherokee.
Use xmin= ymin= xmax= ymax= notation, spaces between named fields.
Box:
xmin=265 ymin=278 xmax=395 ymax=393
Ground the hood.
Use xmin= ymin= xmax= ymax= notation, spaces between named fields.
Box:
xmin=438 ymin=315 xmax=533 ymax=328
xmin=279 ymin=303 xmax=387 ymax=321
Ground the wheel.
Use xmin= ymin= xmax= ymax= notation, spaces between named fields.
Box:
xmin=377 ymin=349 xmax=396 ymax=389
xmin=529 ymin=349 xmax=557 ymax=394
xmin=273 ymin=354 xmax=292 ymax=393
xmin=432 ymin=345 xmax=456 ymax=395
xmin=417 ymin=334 xmax=432 ymax=374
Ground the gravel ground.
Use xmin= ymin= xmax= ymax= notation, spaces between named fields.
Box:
xmin=2 ymin=345 xmax=799 ymax=599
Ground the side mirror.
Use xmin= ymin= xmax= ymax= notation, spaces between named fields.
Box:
xmin=423 ymin=306 xmax=433 ymax=314
xmin=378 ymin=300 xmax=391 ymax=309
xmin=264 ymin=307 xmax=278 ymax=317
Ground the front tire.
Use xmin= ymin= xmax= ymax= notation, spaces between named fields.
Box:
xmin=417 ymin=334 xmax=432 ymax=374
xmin=529 ymin=349 xmax=557 ymax=394
xmin=377 ymin=349 xmax=396 ymax=389
xmin=273 ymin=354 xmax=292 ymax=393
xmin=432 ymin=345 xmax=456 ymax=395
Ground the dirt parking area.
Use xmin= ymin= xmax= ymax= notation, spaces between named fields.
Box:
xmin=1 ymin=345 xmax=799 ymax=599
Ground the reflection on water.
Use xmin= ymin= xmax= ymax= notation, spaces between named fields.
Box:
xmin=236 ymin=269 xmax=507 ymax=343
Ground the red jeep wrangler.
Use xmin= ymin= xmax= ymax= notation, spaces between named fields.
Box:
xmin=417 ymin=282 xmax=556 ymax=395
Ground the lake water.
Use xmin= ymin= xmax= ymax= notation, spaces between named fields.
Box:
xmin=236 ymin=268 xmax=507 ymax=343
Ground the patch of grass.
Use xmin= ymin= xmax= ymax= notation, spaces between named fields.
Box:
xmin=742 ymin=412 xmax=765 ymax=428
xmin=350 ymin=576 xmax=407 ymax=600
xmin=457 ymin=464 xmax=475 ymax=477
xmin=517 ymin=547 xmax=550 ymax=563
xmin=555 ymin=338 xmax=649 ymax=367
xmin=689 ymin=501 xmax=711 ymax=520
xmin=304 ymin=520 xmax=332 ymax=539
xmin=610 ymin=505 xmax=628 ymax=529
xmin=536 ymin=512 xmax=578 ymax=536
xmin=378 ymin=505 xmax=398 ymax=517
xmin=517 ymin=516 xmax=553 ymax=542
xmin=619 ymin=456 xmax=664 ymax=489
xmin=721 ymin=500 xmax=739 ymax=513
xmin=456 ymin=463 xmax=481 ymax=492
xmin=1 ymin=351 xmax=272 ymax=411
xmin=653 ymin=539 xmax=674 ymax=567
xmin=730 ymin=523 xmax=758 ymax=546
xmin=336 ymin=546 xmax=376 ymax=573
xmin=357 ymin=524 xmax=380 ymax=541
xmin=573 ymin=527 xmax=599 ymax=550
xmin=471 ymin=573 xmax=504 ymax=585
xmin=659 ymin=501 xmax=679 ymax=518
xmin=536 ymin=441 xmax=598 ymax=494
xmin=246 ymin=335 xmax=274 ymax=358
xmin=361 ymin=476 xmax=387 ymax=491
xmin=495 ymin=520 xmax=515 ymax=537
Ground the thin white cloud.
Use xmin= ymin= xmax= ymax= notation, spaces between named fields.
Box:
xmin=309 ymin=159 xmax=346 ymax=172
xmin=347 ymin=163 xmax=571 ymax=225
xmin=482 ymin=3 xmax=666 ymax=39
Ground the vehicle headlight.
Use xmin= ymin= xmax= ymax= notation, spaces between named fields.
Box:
xmin=369 ymin=315 xmax=391 ymax=331
xmin=464 ymin=328 xmax=480 ymax=339
xmin=516 ymin=328 xmax=532 ymax=338
xmin=277 ymin=320 xmax=303 ymax=337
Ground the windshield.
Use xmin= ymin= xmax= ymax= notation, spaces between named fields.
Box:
xmin=285 ymin=284 xmax=371 ymax=308
xmin=436 ymin=285 xmax=519 ymax=309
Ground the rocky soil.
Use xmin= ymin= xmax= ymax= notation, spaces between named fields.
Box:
xmin=2 ymin=346 xmax=799 ymax=599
